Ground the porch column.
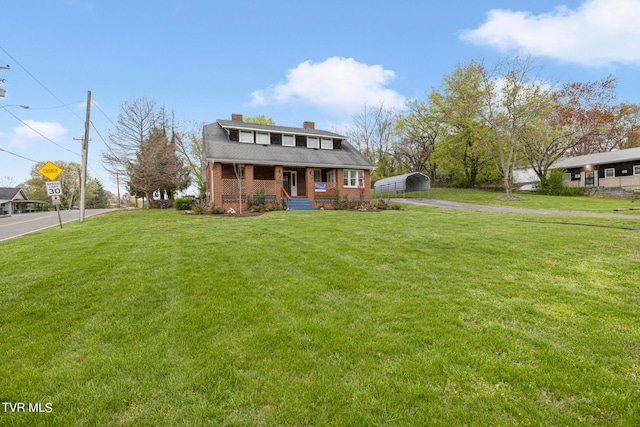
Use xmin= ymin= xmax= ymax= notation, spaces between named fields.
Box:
xmin=213 ymin=162 xmax=223 ymax=208
xmin=245 ymin=165 xmax=255 ymax=202
xmin=364 ymin=170 xmax=371 ymax=201
xmin=275 ymin=166 xmax=284 ymax=205
xmin=306 ymin=167 xmax=315 ymax=204
xmin=337 ymin=169 xmax=345 ymax=193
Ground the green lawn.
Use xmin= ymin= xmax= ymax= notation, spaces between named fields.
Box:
xmin=1 ymin=208 xmax=639 ymax=426
xmin=375 ymin=187 xmax=640 ymax=214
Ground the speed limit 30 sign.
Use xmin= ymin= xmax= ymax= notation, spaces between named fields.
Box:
xmin=45 ymin=181 xmax=62 ymax=196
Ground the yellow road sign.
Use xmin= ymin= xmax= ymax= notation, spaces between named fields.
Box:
xmin=38 ymin=161 xmax=64 ymax=181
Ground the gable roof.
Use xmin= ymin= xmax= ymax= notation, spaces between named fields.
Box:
xmin=0 ymin=187 xmax=28 ymax=203
xmin=203 ymin=121 xmax=374 ymax=170
xmin=554 ymin=147 xmax=640 ymax=169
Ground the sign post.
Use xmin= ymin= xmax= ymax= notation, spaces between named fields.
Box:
xmin=51 ymin=195 xmax=62 ymax=228
xmin=38 ymin=161 xmax=64 ymax=229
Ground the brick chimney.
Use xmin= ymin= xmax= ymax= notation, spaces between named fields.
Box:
xmin=231 ymin=113 xmax=243 ymax=121
xmin=303 ymin=121 xmax=315 ymax=129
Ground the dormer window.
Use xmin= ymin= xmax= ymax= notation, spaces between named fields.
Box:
xmin=239 ymin=130 xmax=253 ymax=143
xmin=256 ymin=132 xmax=270 ymax=145
xmin=283 ymin=134 xmax=295 ymax=147
xmin=321 ymin=138 xmax=333 ymax=150
xmin=307 ymin=136 xmax=319 ymax=149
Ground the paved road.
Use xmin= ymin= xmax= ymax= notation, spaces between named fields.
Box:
xmin=0 ymin=209 xmax=117 ymax=242
xmin=392 ymin=198 xmax=640 ymax=220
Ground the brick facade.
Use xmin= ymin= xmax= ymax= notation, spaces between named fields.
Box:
xmin=206 ymin=162 xmax=371 ymax=210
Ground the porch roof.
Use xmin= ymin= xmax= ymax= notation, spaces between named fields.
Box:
xmin=203 ymin=122 xmax=374 ymax=170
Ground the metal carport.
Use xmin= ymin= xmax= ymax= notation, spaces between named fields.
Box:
xmin=374 ymin=172 xmax=431 ymax=196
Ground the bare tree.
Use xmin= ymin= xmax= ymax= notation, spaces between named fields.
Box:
xmin=103 ymin=97 xmax=160 ymax=177
xmin=0 ymin=176 xmax=16 ymax=187
xmin=174 ymin=121 xmax=206 ymax=198
xmin=478 ymin=56 xmax=550 ymax=198
xmin=346 ymin=102 xmax=398 ymax=179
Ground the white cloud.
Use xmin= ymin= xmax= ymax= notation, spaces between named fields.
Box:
xmin=249 ymin=57 xmax=406 ymax=115
xmin=10 ymin=120 xmax=68 ymax=147
xmin=461 ymin=0 xmax=640 ymax=66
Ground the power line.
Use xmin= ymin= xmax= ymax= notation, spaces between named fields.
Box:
xmin=0 ymin=147 xmax=38 ymax=163
xmin=0 ymin=45 xmax=85 ymax=123
xmin=1 ymin=107 xmax=79 ymax=156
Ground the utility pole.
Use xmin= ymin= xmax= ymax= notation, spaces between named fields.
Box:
xmin=80 ymin=90 xmax=91 ymax=222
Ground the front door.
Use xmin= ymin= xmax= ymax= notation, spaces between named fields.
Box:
xmin=585 ymin=171 xmax=595 ymax=187
xmin=283 ymin=171 xmax=298 ymax=196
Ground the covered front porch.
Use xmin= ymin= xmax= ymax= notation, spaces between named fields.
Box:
xmin=208 ymin=163 xmax=367 ymax=210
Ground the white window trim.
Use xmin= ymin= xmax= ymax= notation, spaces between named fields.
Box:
xmin=307 ymin=136 xmax=319 ymax=149
xmin=321 ymin=138 xmax=333 ymax=150
xmin=282 ymin=134 xmax=295 ymax=147
xmin=239 ymin=130 xmax=253 ymax=143
xmin=256 ymin=131 xmax=270 ymax=145
xmin=344 ymin=170 xmax=364 ymax=188
xmin=634 ymin=165 xmax=640 ymax=176
xmin=327 ymin=170 xmax=336 ymax=183
xmin=604 ymin=168 xmax=615 ymax=178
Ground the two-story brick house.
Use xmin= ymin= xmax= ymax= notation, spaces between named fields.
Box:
xmin=203 ymin=114 xmax=374 ymax=210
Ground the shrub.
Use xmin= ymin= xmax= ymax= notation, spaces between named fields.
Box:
xmin=540 ymin=169 xmax=585 ymax=197
xmin=174 ymin=197 xmax=193 ymax=210
xmin=248 ymin=189 xmax=268 ymax=212
xmin=191 ymin=204 xmax=206 ymax=215
xmin=210 ymin=206 xmax=225 ymax=215
xmin=374 ymin=199 xmax=390 ymax=210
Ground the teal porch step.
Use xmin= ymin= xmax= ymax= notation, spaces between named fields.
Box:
xmin=287 ymin=197 xmax=314 ymax=211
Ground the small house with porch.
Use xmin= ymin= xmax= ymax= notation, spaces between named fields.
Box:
xmin=553 ymin=147 xmax=640 ymax=189
xmin=203 ymin=115 xmax=374 ymax=210
xmin=0 ymin=187 xmax=41 ymax=216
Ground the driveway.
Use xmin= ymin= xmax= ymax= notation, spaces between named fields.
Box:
xmin=0 ymin=209 xmax=116 ymax=242
xmin=392 ymin=198 xmax=640 ymax=220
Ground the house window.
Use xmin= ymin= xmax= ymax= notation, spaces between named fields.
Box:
xmin=283 ymin=134 xmax=295 ymax=147
xmin=634 ymin=165 xmax=640 ymax=176
xmin=344 ymin=170 xmax=364 ymax=188
xmin=321 ymin=138 xmax=333 ymax=150
xmin=327 ymin=170 xmax=336 ymax=183
xmin=604 ymin=168 xmax=615 ymax=178
xmin=564 ymin=173 xmax=571 ymax=181
xmin=256 ymin=132 xmax=270 ymax=145
xmin=307 ymin=136 xmax=319 ymax=149
xmin=239 ymin=130 xmax=253 ymax=143
xmin=313 ymin=169 xmax=322 ymax=182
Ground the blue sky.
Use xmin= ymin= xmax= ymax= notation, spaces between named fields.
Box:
xmin=1 ymin=0 xmax=639 ymax=194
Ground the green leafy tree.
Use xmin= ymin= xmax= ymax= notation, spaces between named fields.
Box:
xmin=85 ymin=178 xmax=110 ymax=208
xmin=393 ymin=100 xmax=442 ymax=178
xmin=429 ymin=61 xmax=494 ymax=187
xmin=242 ymin=115 xmax=275 ymax=125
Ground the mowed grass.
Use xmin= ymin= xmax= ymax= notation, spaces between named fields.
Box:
xmin=1 ymin=208 xmax=640 ymax=426
xmin=378 ymin=187 xmax=640 ymax=215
